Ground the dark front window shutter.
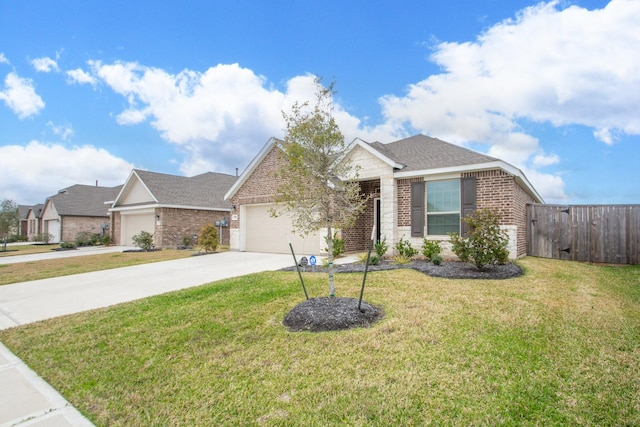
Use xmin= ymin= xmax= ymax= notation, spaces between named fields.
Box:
xmin=411 ymin=181 xmax=424 ymax=237
xmin=461 ymin=177 xmax=477 ymax=235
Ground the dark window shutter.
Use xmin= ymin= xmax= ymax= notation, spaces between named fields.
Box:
xmin=461 ymin=177 xmax=477 ymax=235
xmin=411 ymin=181 xmax=424 ymax=237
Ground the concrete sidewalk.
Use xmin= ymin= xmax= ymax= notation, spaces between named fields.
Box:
xmin=0 ymin=342 xmax=94 ymax=427
xmin=0 ymin=250 xmax=297 ymax=426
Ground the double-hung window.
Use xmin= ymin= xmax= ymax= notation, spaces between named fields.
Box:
xmin=410 ymin=177 xmax=476 ymax=238
xmin=426 ymin=180 xmax=460 ymax=236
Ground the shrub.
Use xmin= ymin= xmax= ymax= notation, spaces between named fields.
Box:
xmin=182 ymin=235 xmax=193 ymax=247
xmin=356 ymin=252 xmax=380 ymax=265
xmin=75 ymin=231 xmax=100 ymax=247
xmin=60 ymin=241 xmax=76 ymax=249
xmin=375 ymin=237 xmax=388 ymax=258
xmin=393 ymin=254 xmax=413 ymax=265
xmin=422 ymin=239 xmax=441 ymax=261
xmin=395 ymin=236 xmax=417 ymax=259
xmin=100 ymin=234 xmax=112 ymax=246
xmin=132 ymin=230 xmax=155 ymax=251
xmin=198 ymin=223 xmax=219 ymax=253
xmin=449 ymin=209 xmax=510 ymax=270
xmin=324 ymin=232 xmax=345 ymax=258
xmin=431 ymin=253 xmax=443 ymax=266
xmin=34 ymin=233 xmax=53 ymax=244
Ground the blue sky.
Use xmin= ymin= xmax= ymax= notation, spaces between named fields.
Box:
xmin=1 ymin=0 xmax=638 ymax=206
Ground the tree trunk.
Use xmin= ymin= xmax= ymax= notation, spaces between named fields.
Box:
xmin=327 ymin=225 xmax=335 ymax=297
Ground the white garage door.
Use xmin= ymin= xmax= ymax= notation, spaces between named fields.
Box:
xmin=244 ymin=204 xmax=321 ymax=255
xmin=45 ymin=219 xmax=60 ymax=243
xmin=122 ymin=213 xmax=155 ymax=246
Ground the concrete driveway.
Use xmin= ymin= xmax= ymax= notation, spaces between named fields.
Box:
xmin=0 ymin=251 xmax=294 ymax=330
xmin=0 ymin=250 xmax=295 ymax=427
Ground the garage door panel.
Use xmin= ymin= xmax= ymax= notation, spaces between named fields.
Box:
xmin=244 ymin=205 xmax=320 ymax=254
xmin=46 ymin=220 xmax=60 ymax=243
xmin=122 ymin=214 xmax=155 ymax=246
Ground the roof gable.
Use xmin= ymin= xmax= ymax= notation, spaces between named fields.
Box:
xmin=225 ymin=137 xmax=280 ymax=200
xmin=114 ymin=169 xmax=238 ymax=210
xmin=45 ymin=184 xmax=122 ymax=217
xmin=26 ymin=204 xmax=44 ymax=220
xmin=117 ymin=171 xmax=157 ymax=205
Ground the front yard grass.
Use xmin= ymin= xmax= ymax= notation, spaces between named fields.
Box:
xmin=0 ymin=243 xmax=59 ymax=257
xmin=0 ymin=250 xmax=194 ymax=286
xmin=1 ymin=257 xmax=639 ymax=425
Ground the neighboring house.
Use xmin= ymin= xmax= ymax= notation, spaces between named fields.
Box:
xmin=109 ymin=169 xmax=237 ymax=248
xmin=225 ymin=134 xmax=543 ymax=258
xmin=40 ymin=185 xmax=122 ymax=243
xmin=25 ymin=204 xmax=43 ymax=241
xmin=17 ymin=205 xmax=31 ymax=237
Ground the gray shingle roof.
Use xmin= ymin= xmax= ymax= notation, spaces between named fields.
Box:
xmin=18 ymin=205 xmax=31 ymax=220
xmin=132 ymin=170 xmax=238 ymax=209
xmin=27 ymin=204 xmax=44 ymax=218
xmin=50 ymin=185 xmax=123 ymax=217
xmin=368 ymin=134 xmax=498 ymax=172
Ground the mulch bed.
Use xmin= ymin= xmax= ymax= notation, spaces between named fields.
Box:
xmin=283 ymin=297 xmax=384 ymax=332
xmin=281 ymin=259 xmax=523 ymax=333
xmin=281 ymin=259 xmax=524 ymax=280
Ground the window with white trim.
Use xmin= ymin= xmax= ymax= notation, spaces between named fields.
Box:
xmin=426 ymin=180 xmax=460 ymax=235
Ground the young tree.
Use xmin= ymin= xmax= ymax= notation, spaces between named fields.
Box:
xmin=0 ymin=199 xmax=19 ymax=251
xmin=198 ymin=223 xmax=219 ymax=253
xmin=274 ymin=79 xmax=367 ymax=297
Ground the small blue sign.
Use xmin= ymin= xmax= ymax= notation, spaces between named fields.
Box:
xmin=309 ymin=255 xmax=317 ymax=266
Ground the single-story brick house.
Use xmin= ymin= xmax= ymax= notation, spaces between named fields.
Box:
xmin=225 ymin=134 xmax=543 ymax=258
xmin=109 ymin=169 xmax=237 ymax=248
xmin=39 ymin=184 xmax=122 ymax=243
xmin=25 ymin=204 xmax=43 ymax=241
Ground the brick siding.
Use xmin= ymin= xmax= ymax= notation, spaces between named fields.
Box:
xmin=110 ymin=209 xmax=230 ymax=248
xmin=61 ymin=216 xmax=110 ymax=243
xmin=155 ymin=207 xmax=230 ymax=248
xmin=463 ymin=169 xmax=536 ymax=257
xmin=396 ymin=178 xmax=424 ymax=227
xmin=229 ymin=145 xmax=287 ymax=229
xmin=111 ymin=212 xmax=121 ymax=245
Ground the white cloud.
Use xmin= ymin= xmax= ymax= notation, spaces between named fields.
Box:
xmin=593 ymin=128 xmax=617 ymax=145
xmin=82 ymin=61 xmax=405 ymax=176
xmin=47 ymin=121 xmax=74 ymax=141
xmin=31 ymin=56 xmax=59 ymax=73
xmin=378 ymin=0 xmax=639 ymax=202
xmin=0 ymin=53 xmax=8 ymax=65
xmin=66 ymin=68 xmax=97 ymax=86
xmin=0 ymin=72 xmax=45 ymax=118
xmin=0 ymin=141 xmax=134 ymax=204
xmin=85 ymin=62 xmax=334 ymax=174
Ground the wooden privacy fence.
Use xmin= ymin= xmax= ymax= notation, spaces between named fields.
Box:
xmin=527 ymin=204 xmax=640 ymax=264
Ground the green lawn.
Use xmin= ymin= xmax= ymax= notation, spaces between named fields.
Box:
xmin=1 ymin=257 xmax=639 ymax=426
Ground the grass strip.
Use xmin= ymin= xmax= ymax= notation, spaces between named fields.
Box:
xmin=0 ymin=250 xmax=193 ymax=286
